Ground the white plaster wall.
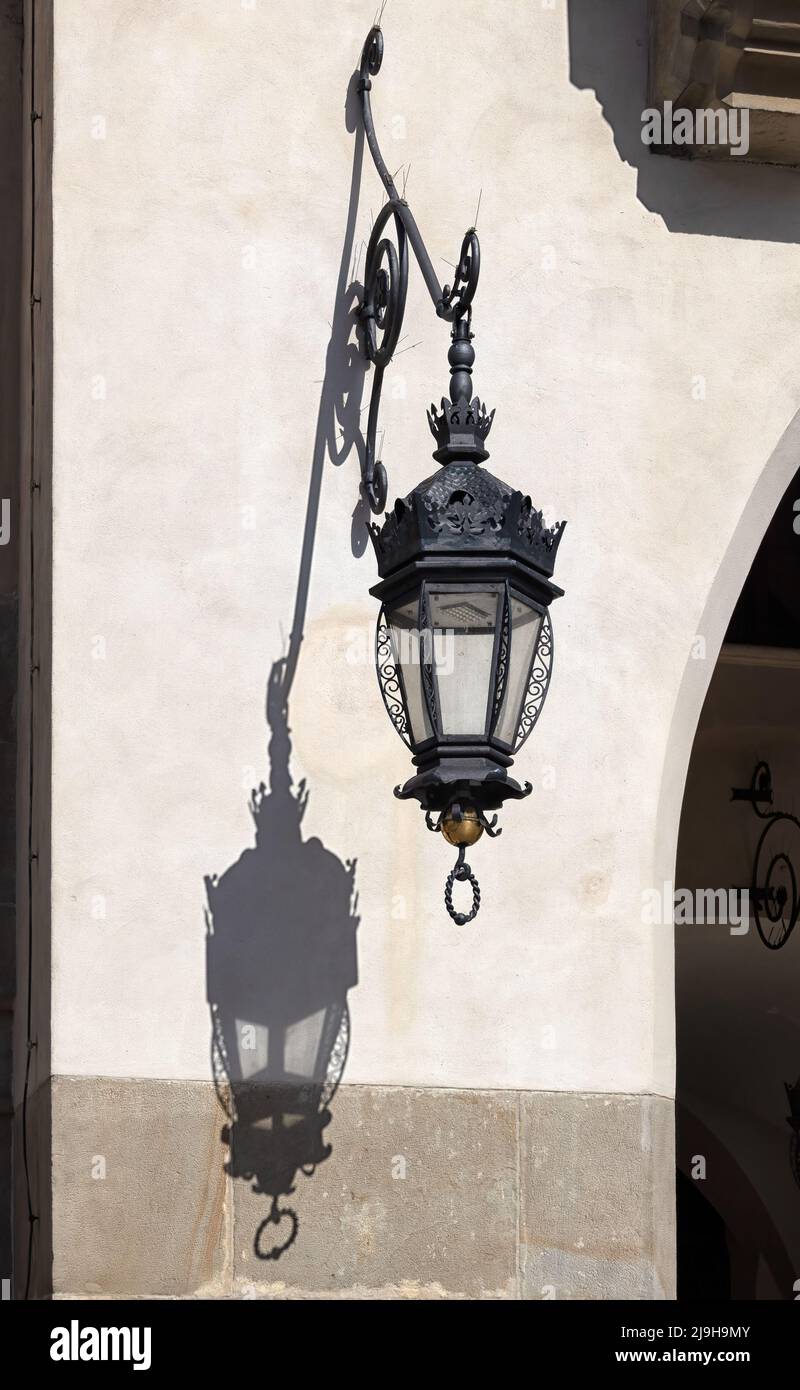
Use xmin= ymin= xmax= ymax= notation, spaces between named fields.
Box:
xmin=48 ymin=0 xmax=800 ymax=1094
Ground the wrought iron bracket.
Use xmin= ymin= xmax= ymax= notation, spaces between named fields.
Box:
xmin=731 ymin=760 xmax=800 ymax=951
xmin=356 ymin=26 xmax=481 ymax=513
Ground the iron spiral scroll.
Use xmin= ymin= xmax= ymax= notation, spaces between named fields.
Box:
xmin=375 ymin=608 xmax=411 ymax=748
xmin=357 ymin=25 xmax=481 ymax=513
xmin=516 ymin=610 xmax=554 ymax=749
xmin=731 ymin=760 xmax=800 ymax=950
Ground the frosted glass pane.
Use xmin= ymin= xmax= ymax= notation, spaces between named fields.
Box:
xmin=429 ymin=590 xmax=498 ymax=737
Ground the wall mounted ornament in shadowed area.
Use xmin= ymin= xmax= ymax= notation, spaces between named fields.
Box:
xmin=354 ymin=26 xmax=567 ymax=924
xmin=786 ymin=1076 xmax=800 ymax=1189
xmin=731 ymin=760 xmax=800 ymax=951
xmin=205 ymin=660 xmax=359 ymax=1260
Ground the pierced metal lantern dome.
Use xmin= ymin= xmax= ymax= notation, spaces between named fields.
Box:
xmin=354 ymin=24 xmax=566 ymax=923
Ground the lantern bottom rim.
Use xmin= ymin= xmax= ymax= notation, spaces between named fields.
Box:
xmin=394 ymin=758 xmax=532 ymax=814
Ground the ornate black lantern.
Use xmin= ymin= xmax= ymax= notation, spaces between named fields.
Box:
xmin=356 ymin=27 xmax=566 ymax=922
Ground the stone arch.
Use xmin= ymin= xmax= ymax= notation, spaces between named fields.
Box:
xmin=661 ymin=404 xmax=800 ymax=1299
xmin=651 ymin=405 xmax=800 ymax=1092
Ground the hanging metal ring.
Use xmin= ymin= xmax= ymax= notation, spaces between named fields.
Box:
xmin=444 ymin=845 xmax=481 ymax=924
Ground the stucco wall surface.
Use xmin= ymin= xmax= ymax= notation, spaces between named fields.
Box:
xmin=47 ymin=0 xmax=800 ymax=1098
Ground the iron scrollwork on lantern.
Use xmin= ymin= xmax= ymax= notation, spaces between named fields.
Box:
xmin=516 ymin=609 xmax=554 ymax=749
xmin=355 ymin=25 xmax=566 ymax=922
xmin=375 ymin=611 xmax=411 ymax=749
xmin=731 ymin=761 xmax=800 ymax=950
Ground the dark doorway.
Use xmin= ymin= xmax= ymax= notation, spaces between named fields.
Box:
xmin=675 ymin=463 xmax=800 ymax=1300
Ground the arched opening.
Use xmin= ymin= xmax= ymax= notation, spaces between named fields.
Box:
xmin=674 ymin=454 xmax=800 ymax=1301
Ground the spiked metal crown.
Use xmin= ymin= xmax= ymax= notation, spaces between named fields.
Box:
xmin=427 ymin=395 xmax=495 ymax=464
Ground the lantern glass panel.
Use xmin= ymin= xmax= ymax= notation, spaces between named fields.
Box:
xmin=428 ymin=589 xmax=499 ymax=737
xmin=494 ymin=595 xmax=542 ymax=746
xmin=388 ymin=596 xmax=433 ymax=744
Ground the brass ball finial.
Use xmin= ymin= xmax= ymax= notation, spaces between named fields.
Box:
xmin=441 ymin=804 xmax=483 ymax=847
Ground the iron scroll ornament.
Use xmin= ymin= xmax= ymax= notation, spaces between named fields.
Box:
xmin=375 ymin=610 xmax=411 ymax=749
xmin=357 ymin=26 xmax=480 ymax=513
xmin=731 ymin=761 xmax=800 ymax=950
xmin=516 ymin=609 xmax=554 ymax=750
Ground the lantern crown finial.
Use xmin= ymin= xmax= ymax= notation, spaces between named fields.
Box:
xmin=426 ymin=395 xmax=495 ymax=464
xmin=426 ymin=316 xmax=495 ymax=464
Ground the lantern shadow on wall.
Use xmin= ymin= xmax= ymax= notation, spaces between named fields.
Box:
xmin=205 ymin=660 xmax=359 ymax=1260
xmin=203 ymin=68 xmax=368 ymax=1262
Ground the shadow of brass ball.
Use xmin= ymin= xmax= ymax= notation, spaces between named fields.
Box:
xmin=441 ymin=806 xmax=484 ymax=847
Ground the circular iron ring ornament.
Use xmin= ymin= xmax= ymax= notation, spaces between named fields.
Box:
xmin=752 ymin=825 xmax=800 ymax=950
xmin=732 ymin=760 xmax=800 ymax=951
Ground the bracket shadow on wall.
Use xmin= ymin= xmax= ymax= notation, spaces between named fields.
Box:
xmin=353 ymin=26 xmax=566 ymax=923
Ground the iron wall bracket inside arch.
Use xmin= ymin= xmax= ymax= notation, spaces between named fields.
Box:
xmin=731 ymin=760 xmax=800 ymax=950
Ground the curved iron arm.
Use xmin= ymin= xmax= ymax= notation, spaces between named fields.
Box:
xmin=356 ymin=26 xmax=480 ymax=512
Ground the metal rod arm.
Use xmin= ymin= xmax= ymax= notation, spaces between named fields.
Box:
xmin=355 ymin=26 xmax=481 ymax=513
xmin=359 ymin=33 xmax=449 ymax=317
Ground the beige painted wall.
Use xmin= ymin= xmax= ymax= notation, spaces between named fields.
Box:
xmin=46 ymin=0 xmax=800 ymax=1099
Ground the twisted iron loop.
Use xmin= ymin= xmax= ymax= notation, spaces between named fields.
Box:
xmin=444 ymin=844 xmax=481 ymax=925
xmin=357 ymin=25 xmax=481 ymax=513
